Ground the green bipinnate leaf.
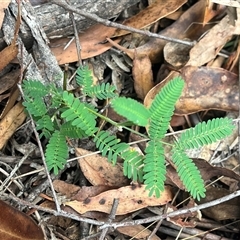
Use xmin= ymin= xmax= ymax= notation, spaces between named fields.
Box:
xmin=45 ymin=130 xmax=68 ymax=175
xmin=148 ymin=76 xmax=185 ymax=139
xmin=22 ymin=65 xmax=236 ymax=202
xmin=171 ymin=148 xmax=206 ymax=201
xmin=176 ymin=118 xmax=235 ymax=150
xmin=61 ymin=91 xmax=97 ymax=136
xmin=111 ymin=97 xmax=150 ymax=126
xmin=143 ymin=140 xmax=166 ymax=198
xmin=22 ymin=80 xmax=49 ymax=98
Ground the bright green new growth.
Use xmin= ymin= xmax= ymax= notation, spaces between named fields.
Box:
xmin=22 ymin=66 xmax=235 ymax=200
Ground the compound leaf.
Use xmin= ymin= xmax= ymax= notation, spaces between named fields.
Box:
xmin=148 ymin=77 xmax=184 ymax=139
xmin=22 ymin=80 xmax=48 ymax=98
xmin=111 ymin=97 xmax=150 ymax=126
xmin=143 ymin=140 xmax=166 ymax=198
xmin=171 ymin=147 xmax=206 ymax=201
xmin=45 ymin=130 xmax=68 ymax=175
xmin=61 ymin=91 xmax=97 ymax=136
xmin=176 ymin=118 xmax=235 ymax=150
xmin=22 ymin=96 xmax=47 ymax=117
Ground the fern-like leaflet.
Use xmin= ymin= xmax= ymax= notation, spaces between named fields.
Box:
xmin=176 ymin=118 xmax=235 ymax=150
xmin=111 ymin=97 xmax=150 ymax=126
xmin=60 ymin=122 xmax=87 ymax=138
xmin=143 ymin=140 xmax=166 ymax=198
xmin=88 ymin=83 xmax=117 ymax=100
xmin=45 ymin=130 xmax=68 ymax=175
xmin=22 ymin=96 xmax=47 ymax=117
xmin=76 ymin=65 xmax=93 ymax=95
xmin=22 ymin=80 xmax=49 ymax=98
xmin=171 ymin=147 xmax=206 ymax=201
xmin=76 ymin=65 xmax=117 ymax=100
xmin=36 ymin=115 xmax=54 ymax=138
xmin=148 ymin=77 xmax=185 ymax=139
xmin=61 ymin=91 xmax=98 ymax=136
xmin=94 ymin=131 xmax=144 ymax=181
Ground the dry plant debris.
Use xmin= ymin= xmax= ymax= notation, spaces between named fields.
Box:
xmin=0 ymin=0 xmax=240 ymax=239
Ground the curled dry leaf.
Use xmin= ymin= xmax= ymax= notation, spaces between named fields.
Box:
xmin=65 ymin=185 xmax=172 ymax=215
xmin=127 ymin=0 xmax=206 ymax=63
xmin=132 ymin=52 xmax=154 ymax=99
xmin=113 ymin=0 xmax=187 ymax=37
xmin=0 ymin=200 xmax=44 ymax=240
xmin=76 ymin=148 xmax=129 ymax=187
xmin=0 ymin=102 xmax=26 ymax=150
xmin=187 ymin=12 xmax=240 ymax=67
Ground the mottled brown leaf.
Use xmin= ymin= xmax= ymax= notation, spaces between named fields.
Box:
xmin=144 ymin=66 xmax=239 ymax=115
xmin=132 ymin=52 xmax=154 ymax=99
xmin=76 ymin=148 xmax=129 ymax=187
xmin=65 ymin=185 xmax=172 ymax=215
xmin=0 ymin=200 xmax=44 ymax=240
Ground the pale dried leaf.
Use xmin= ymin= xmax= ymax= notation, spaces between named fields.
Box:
xmin=65 ymin=185 xmax=172 ymax=215
xmin=76 ymin=148 xmax=129 ymax=187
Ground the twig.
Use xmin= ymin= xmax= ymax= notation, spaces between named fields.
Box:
xmin=99 ymin=189 xmax=240 ymax=229
xmin=68 ymin=4 xmax=82 ymax=65
xmin=17 ymin=83 xmax=61 ymax=213
xmin=51 ymin=0 xmax=195 ymax=47
xmin=99 ymin=198 xmax=119 ymax=240
xmin=4 ymin=193 xmax=105 ymax=226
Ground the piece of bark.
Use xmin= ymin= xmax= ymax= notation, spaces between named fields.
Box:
xmin=2 ymin=0 xmax=62 ymax=86
xmin=0 ymin=0 xmax=140 ymax=52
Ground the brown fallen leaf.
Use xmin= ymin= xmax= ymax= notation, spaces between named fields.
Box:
xmin=203 ymin=2 xmax=225 ymax=26
xmin=0 ymin=200 xmax=44 ymax=240
xmin=126 ymin=0 xmax=207 ymax=63
xmin=0 ymin=101 xmax=26 ymax=149
xmin=0 ymin=69 xmax=20 ymax=95
xmin=0 ymin=1 xmax=11 ymax=27
xmin=187 ymin=12 xmax=240 ymax=67
xmin=198 ymin=186 xmax=240 ymax=221
xmin=65 ymin=185 xmax=172 ymax=215
xmin=166 ymin=158 xmax=240 ymax=191
xmin=0 ymin=44 xmax=18 ymax=71
xmin=117 ymin=225 xmax=160 ymax=240
xmin=177 ymin=66 xmax=239 ymax=114
xmin=50 ymin=24 xmax=121 ymax=64
xmin=113 ymin=0 xmax=187 ymax=37
xmin=163 ymin=40 xmax=192 ymax=68
xmin=132 ymin=51 xmax=154 ymax=99
xmin=144 ymin=66 xmax=239 ymax=115
xmin=53 ymin=180 xmax=81 ymax=199
xmin=76 ymin=148 xmax=129 ymax=187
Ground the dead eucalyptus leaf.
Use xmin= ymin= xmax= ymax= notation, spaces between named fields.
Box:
xmin=50 ymin=24 xmax=121 ymax=64
xmin=127 ymin=0 xmax=206 ymax=63
xmin=113 ymin=0 xmax=187 ymax=37
xmin=198 ymin=186 xmax=240 ymax=221
xmin=132 ymin=52 xmax=154 ymax=99
xmin=76 ymin=148 xmax=129 ymax=187
xmin=144 ymin=66 xmax=239 ymax=115
xmin=65 ymin=185 xmax=172 ymax=215
xmin=0 ymin=200 xmax=44 ymax=240
xmin=0 ymin=102 xmax=26 ymax=149
xmin=117 ymin=225 xmax=161 ymax=240
xmin=187 ymin=13 xmax=240 ymax=66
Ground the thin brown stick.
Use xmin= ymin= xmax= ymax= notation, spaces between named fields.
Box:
xmin=51 ymin=0 xmax=195 ymax=47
